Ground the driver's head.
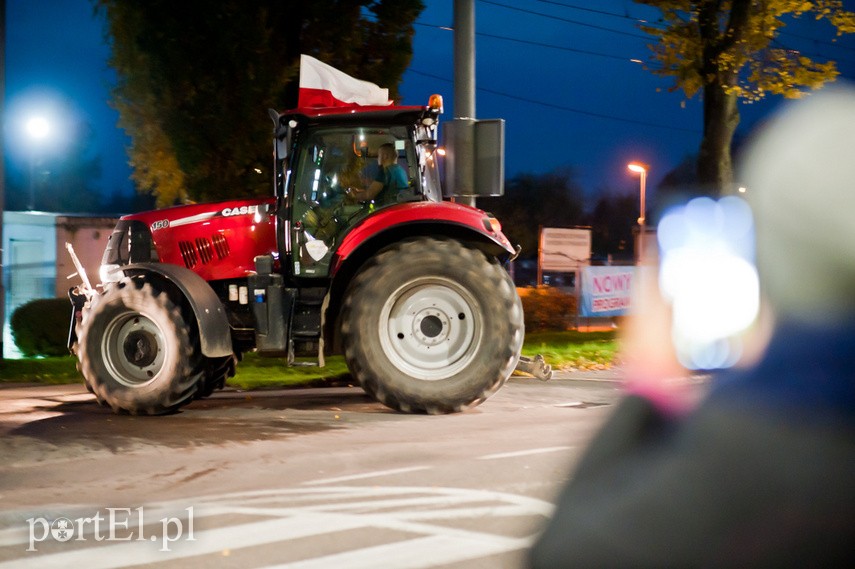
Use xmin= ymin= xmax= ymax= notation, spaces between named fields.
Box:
xmin=377 ymin=143 xmax=398 ymax=166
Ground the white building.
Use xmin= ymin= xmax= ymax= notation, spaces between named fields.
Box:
xmin=2 ymin=211 xmax=118 ymax=358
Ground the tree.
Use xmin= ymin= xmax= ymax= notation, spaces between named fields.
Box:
xmin=635 ymin=0 xmax=855 ymax=194
xmin=97 ymin=0 xmax=424 ymax=207
xmin=653 ymin=154 xmax=704 ymax=212
xmin=479 ymin=167 xmax=585 ymax=259
xmin=589 ymin=192 xmax=637 ymax=262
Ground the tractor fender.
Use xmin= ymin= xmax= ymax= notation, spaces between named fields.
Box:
xmin=121 ymin=263 xmax=233 ymax=358
xmin=331 ymin=201 xmax=516 ymax=274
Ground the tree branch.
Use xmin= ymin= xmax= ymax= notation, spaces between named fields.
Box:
xmin=719 ymin=0 xmax=751 ymax=53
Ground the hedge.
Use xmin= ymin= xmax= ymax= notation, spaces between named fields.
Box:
xmin=10 ymin=298 xmax=72 ymax=357
xmin=519 ymin=286 xmax=577 ymax=332
xmin=9 ymin=288 xmax=579 ymax=356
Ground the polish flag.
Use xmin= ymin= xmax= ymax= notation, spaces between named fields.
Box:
xmin=298 ymin=54 xmax=392 ymax=109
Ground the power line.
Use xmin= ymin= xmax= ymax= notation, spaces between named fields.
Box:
xmin=477 ymin=0 xmax=651 ymax=40
xmin=413 ymin=21 xmax=651 ymax=64
xmin=532 ymin=0 xmax=652 ymax=23
xmin=770 ymin=39 xmax=855 ymax=66
xmin=478 ymin=30 xmax=650 ymax=63
xmin=407 ymin=68 xmax=700 ymax=134
xmin=475 ymin=2 xmax=855 ymax=67
xmin=777 ymin=29 xmax=855 ymax=54
xmin=532 ymin=0 xmax=855 ymax=56
xmin=409 ymin=7 xmax=852 ymax=130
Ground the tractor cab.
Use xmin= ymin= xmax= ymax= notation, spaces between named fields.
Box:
xmin=272 ymin=99 xmax=446 ymax=277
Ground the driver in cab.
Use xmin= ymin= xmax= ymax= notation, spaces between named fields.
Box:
xmin=346 ymin=143 xmax=409 ymax=204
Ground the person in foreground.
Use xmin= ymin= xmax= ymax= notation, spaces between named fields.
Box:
xmin=528 ymin=87 xmax=855 ymax=567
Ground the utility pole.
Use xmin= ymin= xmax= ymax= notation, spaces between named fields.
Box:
xmin=1 ymin=0 xmax=7 ymax=360
xmin=453 ymin=0 xmax=476 ymax=207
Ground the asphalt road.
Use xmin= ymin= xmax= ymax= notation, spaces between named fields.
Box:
xmin=0 ymin=371 xmax=627 ymax=568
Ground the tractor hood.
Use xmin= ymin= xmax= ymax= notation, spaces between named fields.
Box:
xmin=116 ymin=197 xmax=278 ymax=281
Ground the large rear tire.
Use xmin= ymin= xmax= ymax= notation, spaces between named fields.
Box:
xmin=341 ymin=238 xmax=523 ymax=414
xmin=77 ymin=278 xmax=203 ymax=415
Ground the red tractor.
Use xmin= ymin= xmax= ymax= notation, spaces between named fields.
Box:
xmin=69 ymin=94 xmax=544 ymax=415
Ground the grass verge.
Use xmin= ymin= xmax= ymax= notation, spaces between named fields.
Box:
xmin=227 ymin=353 xmax=352 ymax=390
xmin=0 ymin=330 xmax=619 ymax=388
xmin=522 ymin=331 xmax=618 ymax=371
xmin=0 ymin=357 xmax=83 ymax=384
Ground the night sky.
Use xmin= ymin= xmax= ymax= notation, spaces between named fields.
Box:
xmin=5 ymin=0 xmax=855 ymax=210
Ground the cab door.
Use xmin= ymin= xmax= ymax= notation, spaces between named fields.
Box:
xmin=290 ymin=125 xmax=418 ymax=278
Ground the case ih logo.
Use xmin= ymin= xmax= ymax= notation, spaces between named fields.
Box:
xmin=222 ymin=205 xmax=258 ymax=217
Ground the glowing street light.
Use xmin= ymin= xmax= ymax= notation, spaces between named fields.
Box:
xmin=627 ymin=162 xmax=647 ymax=225
xmin=25 ymin=116 xmax=50 ymax=141
xmin=627 ymin=162 xmax=648 ymax=263
xmin=25 ymin=115 xmax=51 ymax=210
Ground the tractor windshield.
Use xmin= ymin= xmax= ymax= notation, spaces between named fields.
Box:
xmin=292 ymin=126 xmax=423 ymax=207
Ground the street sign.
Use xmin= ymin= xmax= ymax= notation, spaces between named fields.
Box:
xmin=539 ymin=227 xmax=591 ymax=272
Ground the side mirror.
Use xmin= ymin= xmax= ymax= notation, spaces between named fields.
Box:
xmin=442 ymin=118 xmax=505 ymax=198
xmin=269 ymin=109 xmax=290 ymax=159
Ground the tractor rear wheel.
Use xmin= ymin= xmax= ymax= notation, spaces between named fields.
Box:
xmin=341 ymin=238 xmax=523 ymax=414
xmin=77 ymin=278 xmax=203 ymax=414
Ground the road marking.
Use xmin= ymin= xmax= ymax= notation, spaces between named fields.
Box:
xmin=0 ymin=486 xmax=553 ymax=569
xmin=0 ymin=513 xmax=369 ymax=569
xmin=262 ymin=533 xmax=531 ymax=569
xmin=477 ymin=446 xmax=574 ymax=460
xmin=301 ymin=466 xmax=430 ymax=486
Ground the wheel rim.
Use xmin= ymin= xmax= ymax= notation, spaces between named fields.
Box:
xmin=379 ymin=277 xmax=483 ymax=381
xmin=101 ymin=310 xmax=167 ymax=387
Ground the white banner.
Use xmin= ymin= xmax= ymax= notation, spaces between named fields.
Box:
xmin=580 ymin=266 xmax=635 ymax=317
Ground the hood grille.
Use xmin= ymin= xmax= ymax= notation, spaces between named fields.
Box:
xmin=179 ymin=234 xmax=229 ymax=268
xmin=212 ymin=233 xmax=230 ymax=259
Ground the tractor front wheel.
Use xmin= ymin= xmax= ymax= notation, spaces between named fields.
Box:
xmin=77 ymin=278 xmax=203 ymax=414
xmin=341 ymin=238 xmax=523 ymax=414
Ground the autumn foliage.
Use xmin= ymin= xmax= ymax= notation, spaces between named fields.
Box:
xmin=635 ymin=0 xmax=855 ymax=192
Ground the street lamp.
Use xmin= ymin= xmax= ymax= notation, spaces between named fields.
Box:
xmin=627 ymin=162 xmax=648 ymax=263
xmin=25 ymin=116 xmax=50 ymax=210
xmin=25 ymin=116 xmax=50 ymax=141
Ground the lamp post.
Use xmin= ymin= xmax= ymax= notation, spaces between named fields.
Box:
xmin=25 ymin=115 xmax=50 ymax=210
xmin=454 ymin=0 xmax=477 ymax=208
xmin=627 ymin=162 xmax=648 ymax=264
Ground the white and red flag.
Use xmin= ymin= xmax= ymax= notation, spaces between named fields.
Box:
xmin=298 ymin=54 xmax=392 ymax=109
